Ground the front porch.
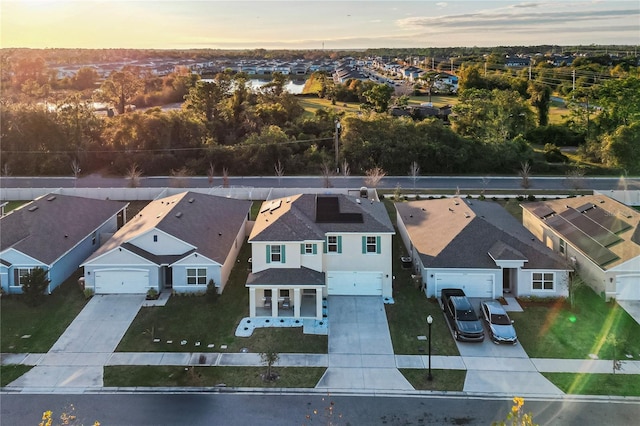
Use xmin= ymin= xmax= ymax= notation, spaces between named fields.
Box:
xmin=246 ymin=267 xmax=326 ymax=320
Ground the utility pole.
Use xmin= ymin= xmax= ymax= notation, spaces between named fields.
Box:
xmin=572 ymin=69 xmax=576 ymax=91
xmin=450 ymin=58 xmax=454 ymax=73
xmin=528 ymin=64 xmax=532 ymax=80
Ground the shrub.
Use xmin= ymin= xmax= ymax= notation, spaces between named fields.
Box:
xmin=527 ymin=194 xmax=536 ymax=201
xmin=83 ymin=288 xmax=94 ymax=300
xmin=516 ymin=195 xmax=525 ymax=201
xmin=21 ymin=267 xmax=49 ymax=306
xmin=146 ymin=288 xmax=159 ymax=300
xmin=478 ymin=194 xmax=486 ymax=201
xmin=415 ymin=194 xmax=421 ymax=200
xmin=206 ymin=279 xmax=218 ymax=303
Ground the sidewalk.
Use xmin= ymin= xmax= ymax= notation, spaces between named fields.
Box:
xmin=5 ymin=351 xmax=640 ymax=374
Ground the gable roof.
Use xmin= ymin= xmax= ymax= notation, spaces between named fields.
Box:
xmin=395 ymin=198 xmax=568 ymax=270
xmin=0 ymin=194 xmax=127 ymax=265
xmin=522 ymin=195 xmax=640 ymax=270
xmin=85 ymin=192 xmax=251 ymax=265
xmin=250 ymin=194 xmax=394 ymax=242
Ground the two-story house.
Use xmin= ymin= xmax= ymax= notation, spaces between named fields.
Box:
xmin=246 ymin=194 xmax=395 ymax=320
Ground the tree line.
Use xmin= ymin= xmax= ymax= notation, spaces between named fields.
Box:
xmin=1 ymin=52 xmax=638 ymax=178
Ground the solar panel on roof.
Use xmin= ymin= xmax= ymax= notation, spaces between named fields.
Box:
xmin=532 ymin=205 xmax=555 ymax=218
xmin=315 ymin=196 xmax=363 ymax=223
xmin=559 ymin=208 xmax=621 ymax=247
xmin=576 ymin=203 xmax=596 ymax=213
xmin=546 ymin=214 xmax=619 ymax=267
xmin=583 ymin=207 xmax=631 ymax=234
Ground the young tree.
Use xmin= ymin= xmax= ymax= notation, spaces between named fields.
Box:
xmin=274 ymin=159 xmax=285 ymax=185
xmin=126 ymin=163 xmax=142 ymax=188
xmin=170 ymin=166 xmax=191 ymax=188
xmin=519 ymin=161 xmax=532 ymax=189
xmin=21 ymin=267 xmax=50 ymax=307
xmin=364 ymin=166 xmax=387 ymax=188
xmin=341 ymin=159 xmax=350 ymax=177
xmin=409 ymin=161 xmax=420 ymax=189
xmin=222 ymin=167 xmax=230 ymax=188
xmin=527 ymin=81 xmax=551 ymax=126
xmin=207 ymin=162 xmax=216 ymax=187
xmin=260 ymin=350 xmax=280 ymax=382
xmin=320 ymin=161 xmax=334 ymax=188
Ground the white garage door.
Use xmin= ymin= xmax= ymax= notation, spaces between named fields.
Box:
xmin=617 ymin=276 xmax=640 ymax=301
xmin=435 ymin=272 xmax=495 ymax=298
xmin=95 ymin=270 xmax=150 ymax=294
xmin=327 ymin=271 xmax=383 ymax=296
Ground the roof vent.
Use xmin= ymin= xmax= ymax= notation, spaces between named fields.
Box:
xmin=188 ymin=198 xmax=195 ymax=203
xmin=28 ymin=206 xmax=38 ymax=212
xmin=356 ymin=198 xmax=361 ymax=204
xmin=286 ymin=198 xmax=291 ymax=203
xmin=421 ymin=208 xmax=426 ymax=211
xmin=464 ymin=213 xmax=470 ymax=218
xmin=599 ymin=200 xmax=605 ymax=204
xmin=175 ymin=212 xmax=183 ymax=218
xmin=218 ymin=232 xmax=222 ymax=236
xmin=448 ymin=208 xmax=454 ymax=212
xmin=47 ymin=196 xmax=56 ymax=201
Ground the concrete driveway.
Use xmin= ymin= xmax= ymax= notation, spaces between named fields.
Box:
xmin=451 ymin=299 xmax=563 ymax=396
xmin=316 ymin=296 xmax=413 ymax=391
xmin=7 ymin=295 xmax=145 ymax=389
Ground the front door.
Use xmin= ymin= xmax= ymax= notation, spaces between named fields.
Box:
xmin=503 ymin=268 xmax=512 ymax=294
xmin=164 ymin=267 xmax=173 ymax=289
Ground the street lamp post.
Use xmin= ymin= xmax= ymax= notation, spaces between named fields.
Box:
xmin=334 ymin=119 xmax=341 ymax=174
xmin=426 ymin=314 xmax=433 ymax=381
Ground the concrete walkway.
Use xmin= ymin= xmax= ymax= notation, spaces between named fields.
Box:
xmin=315 ymin=296 xmax=413 ymax=391
xmin=5 ymin=295 xmax=145 ymax=389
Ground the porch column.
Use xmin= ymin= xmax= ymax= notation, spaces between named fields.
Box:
xmin=249 ymin=287 xmax=256 ymax=318
xmin=315 ymin=287 xmax=323 ymax=320
xmin=271 ymin=287 xmax=278 ymax=317
xmin=293 ymin=288 xmax=301 ymax=318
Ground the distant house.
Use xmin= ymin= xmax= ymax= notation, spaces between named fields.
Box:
xmin=82 ymin=192 xmax=251 ymax=295
xmin=505 ymin=57 xmax=531 ymax=67
xmin=522 ymin=195 xmax=640 ymax=301
xmin=246 ymin=194 xmax=394 ymax=320
xmin=0 ymin=194 xmax=127 ymax=295
xmin=434 ymin=73 xmax=458 ymax=94
xmin=396 ymin=198 xmax=571 ymax=299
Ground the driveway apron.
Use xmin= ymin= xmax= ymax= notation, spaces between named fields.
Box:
xmin=454 ymin=300 xmax=563 ymax=396
xmin=7 ymin=295 xmax=145 ymax=389
xmin=316 ymin=296 xmax=413 ymax=391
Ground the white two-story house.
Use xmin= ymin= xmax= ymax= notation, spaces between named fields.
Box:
xmin=246 ymin=194 xmax=395 ymax=320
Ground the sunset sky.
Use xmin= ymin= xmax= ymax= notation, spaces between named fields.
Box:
xmin=2 ymin=0 xmax=639 ymax=49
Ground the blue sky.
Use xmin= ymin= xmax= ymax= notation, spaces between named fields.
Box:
xmin=2 ymin=1 xmax=639 ymax=49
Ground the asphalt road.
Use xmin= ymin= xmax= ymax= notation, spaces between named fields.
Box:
xmin=2 ymin=174 xmax=638 ymax=191
xmin=2 ymin=392 xmax=638 ymax=426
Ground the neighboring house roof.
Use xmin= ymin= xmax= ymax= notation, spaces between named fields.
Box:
xmin=522 ymin=195 xmax=640 ymax=270
xmin=85 ymin=192 xmax=251 ymax=265
xmin=250 ymin=194 xmax=394 ymax=242
xmin=395 ymin=198 xmax=568 ymax=270
xmin=246 ymin=267 xmax=326 ymax=286
xmin=0 ymin=194 xmax=127 ymax=265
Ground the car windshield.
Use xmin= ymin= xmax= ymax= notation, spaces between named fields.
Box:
xmin=490 ymin=313 xmax=511 ymax=325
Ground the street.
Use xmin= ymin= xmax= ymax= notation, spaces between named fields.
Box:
xmin=2 ymin=174 xmax=638 ymax=191
xmin=2 ymin=392 xmax=639 ymax=426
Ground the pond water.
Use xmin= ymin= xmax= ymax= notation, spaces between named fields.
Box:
xmin=202 ymin=78 xmax=306 ymax=95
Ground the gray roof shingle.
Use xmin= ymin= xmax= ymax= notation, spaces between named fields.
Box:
xmin=0 ymin=194 xmax=128 ymax=265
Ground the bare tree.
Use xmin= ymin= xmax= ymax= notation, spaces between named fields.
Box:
xmin=125 ymin=163 xmax=142 ymax=188
xmin=409 ymin=161 xmax=420 ymax=189
xmin=274 ymin=160 xmax=285 ymax=185
xmin=320 ymin=161 xmax=334 ymax=188
xmin=1 ymin=163 xmax=10 ymax=177
xmin=341 ymin=159 xmax=350 ymax=177
xmin=364 ymin=166 xmax=387 ymax=188
xmin=519 ymin=161 xmax=532 ymax=189
xmin=71 ymin=158 xmax=81 ymax=188
xmin=222 ymin=167 xmax=230 ymax=188
xmin=207 ymin=162 xmax=215 ymax=187
xmin=566 ymin=165 xmax=586 ymax=191
xmin=170 ymin=166 xmax=191 ymax=188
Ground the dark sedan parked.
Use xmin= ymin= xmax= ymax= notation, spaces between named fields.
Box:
xmin=481 ymin=300 xmax=518 ymax=344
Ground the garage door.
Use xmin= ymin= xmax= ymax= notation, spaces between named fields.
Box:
xmin=327 ymin=271 xmax=383 ymax=296
xmin=95 ymin=270 xmax=150 ymax=294
xmin=617 ymin=276 xmax=640 ymax=301
xmin=435 ymin=272 xmax=495 ymax=298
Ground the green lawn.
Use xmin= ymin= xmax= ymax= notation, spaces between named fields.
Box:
xmin=542 ymin=372 xmax=640 ymax=397
xmin=298 ymin=97 xmax=361 ymax=118
xmin=2 ymin=201 xmax=28 ymax=213
xmin=400 ymin=369 xmax=466 ymax=391
xmin=1 ymin=269 xmax=89 ymax=353
xmin=104 ymin=365 xmax=326 ymax=388
xmin=511 ymin=286 xmax=640 ymax=359
xmin=116 ymin=238 xmax=328 ymax=353
xmin=0 ymin=365 xmax=32 ymax=387
xmin=406 ymin=94 xmax=458 ymax=107
xmin=383 ymin=200 xmax=460 ymax=356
